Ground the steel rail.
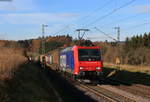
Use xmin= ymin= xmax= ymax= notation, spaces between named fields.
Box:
xmin=97 ymin=85 xmax=136 ymax=102
xmin=76 ymin=83 xmax=119 ymax=102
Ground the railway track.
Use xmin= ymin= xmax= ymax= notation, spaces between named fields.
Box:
xmin=96 ymin=85 xmax=137 ymax=102
xmin=64 ymin=77 xmax=121 ymax=102
xmin=59 ymin=75 xmax=118 ymax=102
xmin=55 ymin=73 xmax=150 ymax=102
xmin=76 ymin=83 xmax=119 ymax=102
xmin=75 ymin=82 xmax=137 ymax=102
xmin=49 ymin=65 xmax=150 ymax=102
xmin=134 ymin=84 xmax=150 ymax=91
xmin=100 ymin=78 xmax=150 ymax=101
xmin=116 ymin=85 xmax=150 ymax=99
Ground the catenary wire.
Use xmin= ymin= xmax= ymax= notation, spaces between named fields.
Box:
xmin=84 ymin=0 xmax=136 ymax=28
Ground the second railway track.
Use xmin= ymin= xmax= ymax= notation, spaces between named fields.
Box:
xmin=77 ymin=84 xmax=119 ymax=102
xmin=103 ymin=78 xmax=150 ymax=100
xmin=75 ymin=82 xmax=137 ymax=102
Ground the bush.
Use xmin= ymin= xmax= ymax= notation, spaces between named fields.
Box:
xmin=0 ymin=48 xmax=27 ymax=79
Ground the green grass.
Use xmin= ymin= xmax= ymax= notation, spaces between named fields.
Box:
xmin=0 ymin=63 xmax=59 ymax=102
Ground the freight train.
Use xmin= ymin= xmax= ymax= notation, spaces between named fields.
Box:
xmin=41 ymin=45 xmax=103 ymax=81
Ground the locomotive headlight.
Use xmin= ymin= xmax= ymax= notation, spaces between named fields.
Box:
xmin=80 ymin=67 xmax=84 ymax=70
xmin=96 ymin=67 xmax=101 ymax=70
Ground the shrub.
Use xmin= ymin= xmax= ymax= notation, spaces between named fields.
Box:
xmin=0 ymin=48 xmax=27 ymax=79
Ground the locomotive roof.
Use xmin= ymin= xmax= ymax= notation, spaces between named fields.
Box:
xmin=75 ymin=46 xmax=100 ymax=49
xmin=60 ymin=45 xmax=100 ymax=53
xmin=60 ymin=47 xmax=73 ymax=53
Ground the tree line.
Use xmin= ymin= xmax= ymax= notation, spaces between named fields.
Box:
xmin=125 ymin=32 xmax=150 ymax=50
xmin=103 ymin=32 xmax=150 ymax=66
xmin=8 ymin=33 xmax=150 ymax=66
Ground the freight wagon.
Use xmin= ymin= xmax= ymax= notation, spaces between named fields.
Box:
xmin=45 ymin=49 xmax=60 ymax=70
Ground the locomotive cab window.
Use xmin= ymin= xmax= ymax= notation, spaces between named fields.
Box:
xmin=78 ymin=49 xmax=101 ymax=61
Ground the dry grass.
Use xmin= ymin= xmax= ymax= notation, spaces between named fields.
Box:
xmin=0 ymin=47 xmax=27 ymax=79
xmin=104 ymin=62 xmax=150 ymax=74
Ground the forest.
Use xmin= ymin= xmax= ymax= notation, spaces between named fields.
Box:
xmin=103 ymin=32 xmax=150 ymax=65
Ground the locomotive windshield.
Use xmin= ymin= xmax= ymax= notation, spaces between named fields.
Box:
xmin=78 ymin=49 xmax=101 ymax=61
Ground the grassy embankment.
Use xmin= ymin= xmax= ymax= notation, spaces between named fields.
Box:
xmin=0 ymin=48 xmax=59 ymax=102
xmin=104 ymin=63 xmax=150 ymax=74
xmin=0 ymin=48 xmax=27 ymax=79
xmin=0 ymin=63 xmax=59 ymax=102
xmin=103 ymin=63 xmax=150 ymax=86
xmin=0 ymin=48 xmax=27 ymax=102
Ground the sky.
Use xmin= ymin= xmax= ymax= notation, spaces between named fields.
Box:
xmin=0 ymin=0 xmax=150 ymax=41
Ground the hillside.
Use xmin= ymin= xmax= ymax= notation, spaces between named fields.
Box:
xmin=1 ymin=33 xmax=150 ymax=66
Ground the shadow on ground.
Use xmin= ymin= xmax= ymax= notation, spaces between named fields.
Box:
xmin=3 ymin=62 xmax=98 ymax=102
xmin=103 ymin=67 xmax=150 ymax=86
xmin=4 ymin=62 xmax=150 ymax=102
xmin=43 ymin=64 xmax=98 ymax=102
xmin=5 ymin=62 xmax=59 ymax=102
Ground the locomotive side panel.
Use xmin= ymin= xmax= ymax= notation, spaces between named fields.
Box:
xmin=66 ymin=51 xmax=74 ymax=74
xmin=60 ymin=50 xmax=75 ymax=74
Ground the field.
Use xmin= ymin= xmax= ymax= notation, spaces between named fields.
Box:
xmin=104 ymin=63 xmax=150 ymax=75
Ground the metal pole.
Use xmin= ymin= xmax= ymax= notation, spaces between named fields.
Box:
xmin=115 ymin=27 xmax=121 ymax=70
xmin=41 ymin=24 xmax=48 ymax=68
xmin=41 ymin=24 xmax=48 ymax=55
xmin=41 ymin=24 xmax=45 ymax=68
xmin=114 ymin=27 xmax=120 ymax=42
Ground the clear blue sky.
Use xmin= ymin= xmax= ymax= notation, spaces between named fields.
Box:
xmin=0 ymin=0 xmax=150 ymax=41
